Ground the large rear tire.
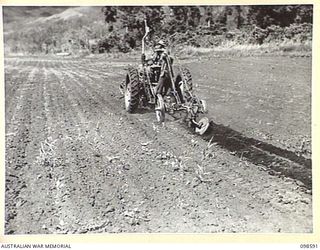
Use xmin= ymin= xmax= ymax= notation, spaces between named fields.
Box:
xmin=124 ymin=68 xmax=141 ymax=113
xmin=155 ymin=94 xmax=165 ymax=123
xmin=181 ymin=67 xmax=193 ymax=92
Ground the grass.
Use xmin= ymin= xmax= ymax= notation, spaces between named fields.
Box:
xmin=38 ymin=137 xmax=59 ymax=169
xmin=6 ymin=39 xmax=312 ymax=60
xmin=177 ymin=40 xmax=312 ymax=58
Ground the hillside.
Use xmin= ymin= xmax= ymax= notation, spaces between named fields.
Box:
xmin=3 ymin=6 xmax=106 ymax=54
xmin=3 ymin=6 xmax=69 ymax=24
xmin=3 ymin=6 xmax=103 ymax=32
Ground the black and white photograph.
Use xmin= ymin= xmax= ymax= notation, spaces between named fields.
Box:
xmin=3 ymin=5 xmax=313 ymax=235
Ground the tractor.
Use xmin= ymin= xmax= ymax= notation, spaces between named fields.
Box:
xmin=120 ymin=21 xmax=210 ymax=135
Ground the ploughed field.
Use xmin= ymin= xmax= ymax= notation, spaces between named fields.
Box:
xmin=4 ymin=54 xmax=312 ymax=234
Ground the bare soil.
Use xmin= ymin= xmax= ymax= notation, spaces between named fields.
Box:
xmin=4 ymin=54 xmax=312 ymax=234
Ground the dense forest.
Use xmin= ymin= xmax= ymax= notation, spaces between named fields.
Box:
xmin=3 ymin=5 xmax=313 ymax=54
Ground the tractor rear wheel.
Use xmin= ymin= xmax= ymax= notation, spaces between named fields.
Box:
xmin=181 ymin=67 xmax=193 ymax=92
xmin=155 ymin=94 xmax=165 ymax=122
xmin=124 ymin=68 xmax=141 ymax=113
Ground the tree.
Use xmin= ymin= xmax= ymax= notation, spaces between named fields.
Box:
xmin=188 ymin=6 xmax=201 ymax=28
xmin=102 ymin=6 xmax=117 ymax=31
xmin=234 ymin=6 xmax=243 ymax=29
xmin=246 ymin=5 xmax=312 ymax=28
xmin=295 ymin=5 xmax=313 ymax=23
xmin=204 ymin=6 xmax=213 ymax=27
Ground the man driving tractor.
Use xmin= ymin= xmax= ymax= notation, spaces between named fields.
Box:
xmin=144 ymin=39 xmax=184 ymax=103
xmin=151 ymin=39 xmax=166 ymax=64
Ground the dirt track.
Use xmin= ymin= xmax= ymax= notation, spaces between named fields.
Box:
xmin=5 ymin=54 xmax=312 ymax=234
